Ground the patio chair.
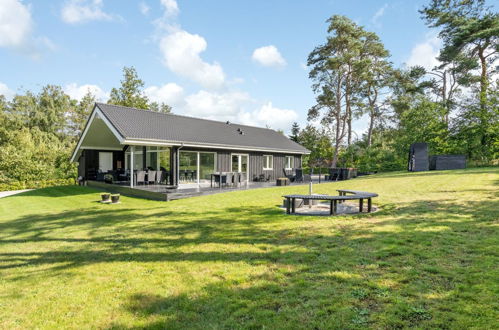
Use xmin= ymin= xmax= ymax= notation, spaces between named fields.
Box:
xmin=136 ymin=170 xmax=146 ymax=185
xmin=283 ymin=168 xmax=296 ymax=182
xmin=232 ymin=172 xmax=240 ymax=187
xmin=179 ymin=170 xmax=186 ymax=182
xmin=225 ymin=172 xmax=233 ymax=188
xmin=295 ymin=168 xmax=304 ymax=182
xmin=148 ymin=171 xmax=158 ymax=184
xmin=239 ymin=172 xmax=247 ymax=185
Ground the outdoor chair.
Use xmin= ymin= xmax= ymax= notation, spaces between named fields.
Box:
xmin=239 ymin=172 xmax=247 ymax=185
xmin=225 ymin=172 xmax=233 ymax=187
xmin=136 ymin=170 xmax=146 ymax=185
xmin=283 ymin=168 xmax=296 ymax=182
xmin=232 ymin=172 xmax=240 ymax=187
xmin=295 ymin=168 xmax=305 ymax=182
xmin=148 ymin=171 xmax=158 ymax=184
xmin=159 ymin=170 xmax=168 ymax=184
xmin=179 ymin=170 xmax=186 ymax=182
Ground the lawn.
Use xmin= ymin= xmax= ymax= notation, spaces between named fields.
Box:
xmin=0 ymin=168 xmax=498 ymax=329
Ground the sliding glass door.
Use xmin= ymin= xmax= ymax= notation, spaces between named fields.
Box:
xmin=179 ymin=151 xmax=216 ymax=185
xmin=231 ymin=154 xmax=248 ymax=182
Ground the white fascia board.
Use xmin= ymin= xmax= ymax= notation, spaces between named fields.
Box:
xmin=70 ymin=105 xmax=125 ymax=162
xmin=80 ymin=146 xmax=124 ymax=151
xmin=94 ymin=106 xmax=125 ymax=144
xmin=123 ymin=138 xmax=310 ymax=155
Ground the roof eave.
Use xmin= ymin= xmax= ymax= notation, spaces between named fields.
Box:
xmin=122 ymin=138 xmax=310 ymax=154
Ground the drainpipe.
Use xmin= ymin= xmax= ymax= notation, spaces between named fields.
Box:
xmin=176 ymin=143 xmax=184 ymax=188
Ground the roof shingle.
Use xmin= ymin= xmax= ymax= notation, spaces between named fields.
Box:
xmin=96 ymin=103 xmax=309 ymax=154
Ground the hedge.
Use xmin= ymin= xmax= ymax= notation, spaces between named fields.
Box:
xmin=0 ymin=178 xmax=76 ymax=192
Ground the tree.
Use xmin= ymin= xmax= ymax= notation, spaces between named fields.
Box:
xmin=297 ymin=125 xmax=334 ymax=169
xmin=289 ymin=122 xmax=300 ymax=142
xmin=108 ymin=66 xmax=150 ymax=109
xmin=420 ymin=0 xmax=499 ymax=151
xmin=68 ymin=90 xmax=95 ymax=139
xmin=149 ymin=101 xmax=172 ymax=113
xmin=355 ymin=30 xmax=392 ymax=147
xmin=308 ymin=15 xmax=381 ymax=166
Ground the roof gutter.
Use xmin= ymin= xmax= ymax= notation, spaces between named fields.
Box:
xmin=122 ymin=138 xmax=311 ymax=155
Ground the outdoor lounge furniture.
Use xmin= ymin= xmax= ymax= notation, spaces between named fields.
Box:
xmin=148 ymin=170 xmax=158 ymax=184
xmin=135 ymin=170 xmax=146 ymax=185
xmin=283 ymin=169 xmax=296 ymax=182
xmin=294 ymin=168 xmax=311 ymax=183
xmin=282 ymin=190 xmax=378 ymax=215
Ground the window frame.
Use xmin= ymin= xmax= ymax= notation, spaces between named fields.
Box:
xmin=285 ymin=156 xmax=294 ymax=170
xmin=263 ymin=155 xmax=273 ymax=170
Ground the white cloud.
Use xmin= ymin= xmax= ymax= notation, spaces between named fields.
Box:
xmin=406 ymin=34 xmax=441 ymax=70
xmin=159 ymin=29 xmax=226 ymax=89
xmin=150 ymin=0 xmax=298 ymax=132
xmin=144 ymin=83 xmax=184 ymax=107
xmin=0 ymin=0 xmax=32 ymax=49
xmin=139 ymin=2 xmax=150 ymax=15
xmin=61 ymin=0 xmax=118 ymax=24
xmin=240 ymin=102 xmax=299 ymax=131
xmin=64 ymin=83 xmax=108 ymax=101
xmin=184 ymin=90 xmax=251 ymax=120
xmin=371 ymin=4 xmax=388 ymax=28
xmin=181 ymin=90 xmax=298 ymax=131
xmin=0 ymin=0 xmax=53 ymax=58
xmin=160 ymin=0 xmax=179 ymax=17
xmin=252 ymin=45 xmax=287 ymax=67
xmin=0 ymin=82 xmax=14 ymax=99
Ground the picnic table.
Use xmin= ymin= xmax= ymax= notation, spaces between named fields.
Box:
xmin=283 ymin=190 xmax=378 ymax=215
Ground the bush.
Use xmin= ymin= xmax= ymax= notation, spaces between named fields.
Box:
xmin=0 ymin=179 xmax=75 ymax=192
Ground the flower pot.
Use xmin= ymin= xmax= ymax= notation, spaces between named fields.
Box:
xmin=101 ymin=193 xmax=111 ymax=202
xmin=111 ymin=194 xmax=120 ymax=204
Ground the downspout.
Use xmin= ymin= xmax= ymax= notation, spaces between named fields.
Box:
xmin=176 ymin=143 xmax=184 ymax=188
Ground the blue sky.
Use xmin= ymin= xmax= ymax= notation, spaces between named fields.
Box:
xmin=0 ymin=0 xmax=440 ymax=133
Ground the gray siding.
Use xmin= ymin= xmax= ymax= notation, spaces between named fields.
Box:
xmin=182 ymin=146 xmax=302 ymax=181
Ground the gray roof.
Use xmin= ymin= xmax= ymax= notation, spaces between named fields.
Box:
xmin=96 ymin=103 xmax=309 ymax=154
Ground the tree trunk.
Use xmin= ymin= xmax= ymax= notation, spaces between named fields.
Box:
xmin=478 ymin=47 xmax=489 ymax=149
xmin=367 ymin=109 xmax=374 ymax=147
xmin=442 ymin=71 xmax=449 ymax=125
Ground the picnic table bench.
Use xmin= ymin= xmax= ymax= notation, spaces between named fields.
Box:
xmin=283 ymin=190 xmax=378 ymax=215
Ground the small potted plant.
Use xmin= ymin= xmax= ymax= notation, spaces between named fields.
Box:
xmin=104 ymin=173 xmax=114 ymax=184
xmin=101 ymin=193 xmax=111 ymax=203
xmin=111 ymin=193 xmax=120 ymax=204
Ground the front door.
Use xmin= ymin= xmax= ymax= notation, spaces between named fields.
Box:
xmin=231 ymin=154 xmax=248 ymax=182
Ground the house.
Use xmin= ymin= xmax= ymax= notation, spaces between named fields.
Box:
xmin=71 ymin=103 xmax=310 ymax=188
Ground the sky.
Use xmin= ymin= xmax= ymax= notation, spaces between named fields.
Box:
xmin=0 ymin=0 xmax=444 ymax=134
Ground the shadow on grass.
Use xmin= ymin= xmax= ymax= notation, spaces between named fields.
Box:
xmin=0 ymin=190 xmax=498 ymax=327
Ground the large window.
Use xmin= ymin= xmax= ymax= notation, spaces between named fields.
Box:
xmin=179 ymin=151 xmax=197 ymax=183
xmin=125 ymin=146 xmax=170 ymax=171
xmin=285 ymin=156 xmax=294 ymax=170
xmin=263 ymin=155 xmax=273 ymax=170
xmin=179 ymin=151 xmax=216 ymax=184
xmin=199 ymin=152 xmax=216 ymax=181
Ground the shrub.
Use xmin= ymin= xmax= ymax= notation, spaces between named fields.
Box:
xmin=0 ymin=179 xmax=75 ymax=192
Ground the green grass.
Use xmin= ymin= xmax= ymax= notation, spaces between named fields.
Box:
xmin=0 ymin=168 xmax=498 ymax=329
